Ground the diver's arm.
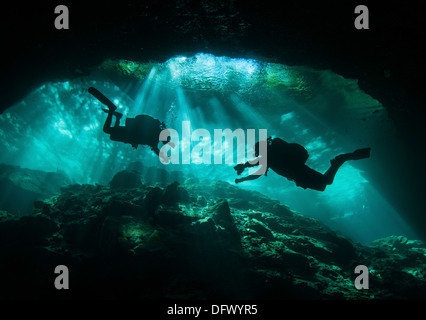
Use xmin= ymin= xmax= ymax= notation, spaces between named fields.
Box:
xmin=235 ymin=156 xmax=267 ymax=183
xmin=234 ymin=159 xmax=260 ymax=175
xmin=235 ymin=174 xmax=261 ymax=184
xmin=245 ymin=161 xmax=259 ymax=168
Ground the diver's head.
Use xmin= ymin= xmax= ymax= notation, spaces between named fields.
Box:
xmin=254 ymin=138 xmax=270 ymax=157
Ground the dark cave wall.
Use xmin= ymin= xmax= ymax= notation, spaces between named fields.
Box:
xmin=2 ymin=0 xmax=426 ymax=240
xmin=2 ymin=1 xmax=424 ymax=122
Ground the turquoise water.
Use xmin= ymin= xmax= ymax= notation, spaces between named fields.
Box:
xmin=0 ymin=53 xmax=416 ymax=244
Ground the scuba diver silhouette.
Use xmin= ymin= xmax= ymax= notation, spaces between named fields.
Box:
xmin=234 ymin=137 xmax=371 ymax=191
xmin=88 ymin=87 xmax=168 ymax=156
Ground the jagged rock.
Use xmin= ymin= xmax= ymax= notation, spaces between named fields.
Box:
xmin=250 ymin=212 xmax=291 ymax=234
xmin=1 ymin=171 xmax=426 ymax=299
xmin=246 ymin=218 xmax=274 ymax=240
xmin=0 ymin=210 xmax=14 ymax=222
xmin=101 ymin=199 xmax=143 ymax=217
xmin=131 ymin=223 xmax=166 ymax=255
xmin=0 ymin=213 xmax=58 ymax=246
xmin=0 ymin=163 xmax=70 ymax=216
xmin=62 ymin=214 xmax=103 ymax=252
xmin=228 ymin=198 xmax=252 ymax=210
xmin=210 ymin=199 xmax=232 ymax=226
xmin=189 ymin=217 xmax=216 ymax=236
xmin=109 ymin=169 xmax=143 ymax=189
xmin=210 ymin=181 xmax=254 ymax=201
xmin=371 ymin=235 xmax=417 ymax=251
xmin=325 ymin=233 xmax=357 ymax=266
xmin=161 ymin=181 xmax=190 ymax=206
xmin=144 ymin=186 xmax=163 ymax=216
xmin=209 ymin=199 xmax=240 ymax=247
xmin=196 ymin=195 xmax=207 ymax=207
xmin=99 ymin=215 xmax=135 ymax=254
xmin=155 ymin=208 xmax=198 ymax=226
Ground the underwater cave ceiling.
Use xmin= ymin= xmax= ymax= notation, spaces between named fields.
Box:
xmin=2 ymin=1 xmax=426 ymax=241
xmin=1 ymin=1 xmax=425 ymax=123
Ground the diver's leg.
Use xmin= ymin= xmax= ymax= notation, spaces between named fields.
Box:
xmin=114 ymin=112 xmax=122 ymax=128
xmin=324 ymin=147 xmax=371 ymax=185
xmin=351 ymin=147 xmax=371 ymax=160
xmin=235 ymin=161 xmax=264 ymax=183
xmin=88 ymin=87 xmax=117 ymax=112
xmin=103 ymin=112 xmax=114 ymax=134
xmin=234 ymin=161 xmax=259 ymax=175
xmin=101 ymin=110 xmax=122 ymax=132
xmin=332 ymin=148 xmax=371 ymax=164
xmin=235 ymin=173 xmax=261 ymax=184
xmin=290 ymin=166 xmax=328 ymax=191
xmin=323 ymin=150 xmax=361 ymax=185
xmin=323 ymin=160 xmax=344 ymax=186
xmin=322 ymin=152 xmax=355 ymax=186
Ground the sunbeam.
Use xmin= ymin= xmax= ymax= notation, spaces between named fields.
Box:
xmin=0 ymin=53 xmax=417 ymax=245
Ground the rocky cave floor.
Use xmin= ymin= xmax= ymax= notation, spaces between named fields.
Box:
xmin=1 ymin=167 xmax=426 ymax=300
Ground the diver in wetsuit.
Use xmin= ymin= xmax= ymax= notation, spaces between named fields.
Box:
xmin=88 ymin=87 xmax=167 ymax=156
xmin=234 ymin=137 xmax=371 ymax=191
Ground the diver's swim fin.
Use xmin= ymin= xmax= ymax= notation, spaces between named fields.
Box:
xmin=88 ymin=87 xmax=117 ymax=111
xmin=351 ymin=147 xmax=371 ymax=160
xmin=331 ymin=147 xmax=371 ymax=166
